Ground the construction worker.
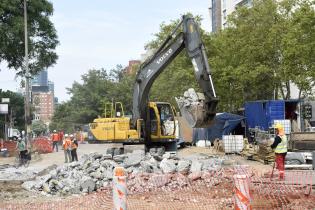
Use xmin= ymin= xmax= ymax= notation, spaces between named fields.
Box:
xmin=51 ymin=130 xmax=60 ymax=152
xmin=16 ymin=137 xmax=27 ymax=164
xmin=58 ymin=130 xmax=64 ymax=146
xmin=70 ymin=134 xmax=78 ymax=161
xmin=62 ymin=134 xmax=72 ymax=163
xmin=270 ymin=123 xmax=287 ymax=180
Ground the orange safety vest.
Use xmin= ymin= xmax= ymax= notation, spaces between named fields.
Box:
xmin=63 ymin=138 xmax=71 ymax=150
xmin=71 ymin=141 xmax=77 ymax=149
xmin=52 ymin=133 xmax=60 ymax=142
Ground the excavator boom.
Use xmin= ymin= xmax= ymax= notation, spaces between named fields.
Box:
xmin=132 ymin=15 xmax=218 ymax=128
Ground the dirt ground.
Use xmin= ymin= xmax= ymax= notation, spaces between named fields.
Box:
xmin=0 ymin=143 xmax=273 ymax=207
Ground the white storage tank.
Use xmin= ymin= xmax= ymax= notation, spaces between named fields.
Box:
xmin=223 ymin=135 xmax=244 ymax=153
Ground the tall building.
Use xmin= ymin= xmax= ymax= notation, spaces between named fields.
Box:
xmin=32 ymin=92 xmax=54 ymax=123
xmin=32 ymin=69 xmax=48 ymax=86
xmin=31 ymin=70 xmax=55 ymax=125
xmin=48 ymin=80 xmax=54 ymax=92
xmin=210 ymin=0 xmax=252 ymax=32
xmin=221 ymin=0 xmax=252 ymax=29
xmin=209 ymin=0 xmax=222 ymax=32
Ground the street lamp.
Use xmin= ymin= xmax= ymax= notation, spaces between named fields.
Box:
xmin=24 ymin=0 xmax=31 ymax=144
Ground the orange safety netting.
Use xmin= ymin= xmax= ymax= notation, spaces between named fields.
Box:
xmin=32 ymin=137 xmax=53 ymax=154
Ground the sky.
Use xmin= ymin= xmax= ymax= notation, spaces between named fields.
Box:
xmin=0 ymin=0 xmax=211 ymax=102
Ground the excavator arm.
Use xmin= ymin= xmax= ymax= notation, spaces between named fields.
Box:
xmin=132 ymin=15 xmax=218 ymax=128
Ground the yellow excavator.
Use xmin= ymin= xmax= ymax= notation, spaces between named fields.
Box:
xmin=89 ymin=15 xmax=218 ymax=152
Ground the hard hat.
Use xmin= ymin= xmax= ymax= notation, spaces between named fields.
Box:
xmin=274 ymin=123 xmax=283 ymax=130
xmin=53 ymin=130 xmax=57 ymax=132
xmin=65 ymin=134 xmax=69 ymax=137
xmin=70 ymin=134 xmax=74 ymax=137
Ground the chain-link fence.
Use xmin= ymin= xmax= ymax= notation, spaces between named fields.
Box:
xmin=1 ymin=167 xmax=315 ymax=210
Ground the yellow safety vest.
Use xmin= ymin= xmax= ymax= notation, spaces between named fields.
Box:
xmin=275 ymin=135 xmax=287 ymax=154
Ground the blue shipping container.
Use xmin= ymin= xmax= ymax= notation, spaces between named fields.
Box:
xmin=245 ymin=100 xmax=285 ymax=130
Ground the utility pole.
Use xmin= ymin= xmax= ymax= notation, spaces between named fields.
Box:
xmin=24 ymin=0 xmax=31 ymax=144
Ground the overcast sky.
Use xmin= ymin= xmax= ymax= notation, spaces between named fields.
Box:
xmin=0 ymin=0 xmax=211 ymax=102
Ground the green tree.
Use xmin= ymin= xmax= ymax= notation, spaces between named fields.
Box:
xmin=0 ymin=0 xmax=59 ymax=75
xmin=31 ymin=120 xmax=46 ymax=136
xmin=67 ymin=69 xmax=114 ymax=123
xmin=209 ymin=0 xmax=315 ymax=111
xmin=0 ymin=90 xmax=25 ymax=138
xmin=49 ymin=102 xmax=74 ymax=133
xmin=145 ymin=15 xmax=203 ymax=107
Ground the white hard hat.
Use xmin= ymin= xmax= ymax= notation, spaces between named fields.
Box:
xmin=53 ymin=130 xmax=57 ymax=132
xmin=70 ymin=134 xmax=74 ymax=137
xmin=65 ymin=134 xmax=69 ymax=137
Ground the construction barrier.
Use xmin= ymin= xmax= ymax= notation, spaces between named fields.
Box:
xmin=113 ymin=167 xmax=127 ymax=210
xmin=32 ymin=137 xmax=53 ymax=154
xmin=3 ymin=140 xmax=17 ymax=156
xmin=234 ymin=174 xmax=251 ymax=210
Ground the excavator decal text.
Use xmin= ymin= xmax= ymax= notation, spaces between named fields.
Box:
xmin=156 ymin=48 xmax=173 ymax=65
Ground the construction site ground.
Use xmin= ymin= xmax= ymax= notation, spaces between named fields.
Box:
xmin=0 ymin=143 xmax=314 ymax=209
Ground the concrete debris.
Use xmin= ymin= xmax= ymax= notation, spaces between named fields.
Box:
xmin=176 ymin=88 xmax=201 ymax=108
xmin=21 ymin=151 xmax=225 ymax=196
xmin=80 ymin=176 xmax=96 ymax=193
xmin=21 ymin=180 xmax=37 ymax=191
xmin=159 ymin=158 xmax=177 ymax=174
xmin=177 ymin=160 xmax=191 ymax=174
xmin=175 ymin=88 xmax=208 ymax=127
xmin=190 ymin=160 xmax=203 ymax=173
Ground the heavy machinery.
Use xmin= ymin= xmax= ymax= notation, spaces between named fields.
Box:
xmin=89 ymin=15 xmax=218 ymax=152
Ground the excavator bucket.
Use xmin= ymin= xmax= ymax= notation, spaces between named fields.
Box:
xmin=176 ymin=88 xmax=218 ymax=128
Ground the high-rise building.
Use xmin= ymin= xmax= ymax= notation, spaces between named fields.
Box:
xmin=221 ymin=0 xmax=252 ymax=29
xmin=48 ymin=80 xmax=54 ymax=93
xmin=31 ymin=69 xmax=55 ymax=124
xmin=32 ymin=69 xmax=48 ymax=86
xmin=210 ymin=0 xmax=252 ymax=32
xmin=209 ymin=0 xmax=222 ymax=32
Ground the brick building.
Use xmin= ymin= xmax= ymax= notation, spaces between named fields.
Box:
xmin=32 ymin=92 xmax=54 ymax=123
xmin=125 ymin=60 xmax=141 ymax=74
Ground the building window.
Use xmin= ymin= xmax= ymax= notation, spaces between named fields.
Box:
xmin=223 ymin=9 xmax=227 ymax=21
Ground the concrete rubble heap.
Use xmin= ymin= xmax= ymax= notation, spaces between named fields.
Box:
xmin=22 ymin=150 xmax=225 ymax=196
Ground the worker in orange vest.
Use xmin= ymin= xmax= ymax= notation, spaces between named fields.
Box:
xmin=63 ymin=134 xmax=72 ymax=163
xmin=70 ymin=134 xmax=78 ymax=162
xmin=51 ymin=130 xmax=60 ymax=152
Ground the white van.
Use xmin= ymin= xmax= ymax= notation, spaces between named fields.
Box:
xmin=8 ymin=128 xmax=21 ymax=140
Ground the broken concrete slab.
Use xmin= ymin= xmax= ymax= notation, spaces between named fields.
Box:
xmin=80 ymin=176 xmax=96 ymax=193
xmin=159 ymin=158 xmax=176 ymax=174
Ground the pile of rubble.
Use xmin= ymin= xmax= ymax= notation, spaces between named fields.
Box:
xmin=22 ymin=150 xmax=225 ymax=196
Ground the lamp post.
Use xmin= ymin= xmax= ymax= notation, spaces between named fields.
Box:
xmin=24 ymin=0 xmax=31 ymax=144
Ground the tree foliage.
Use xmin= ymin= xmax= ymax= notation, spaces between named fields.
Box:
xmin=210 ymin=0 xmax=315 ymax=111
xmin=147 ymin=16 xmax=202 ymax=106
xmin=0 ymin=90 xmax=25 ymax=138
xmin=31 ymin=120 xmax=47 ymax=136
xmin=0 ymin=0 xmax=59 ymax=75
xmin=50 ymin=66 xmax=136 ymax=133
xmin=51 ymin=2 xmax=314 ymax=128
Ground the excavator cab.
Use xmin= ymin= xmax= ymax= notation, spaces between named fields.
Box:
xmin=148 ymin=102 xmax=176 ymax=140
xmin=104 ymin=102 xmax=124 ymax=118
